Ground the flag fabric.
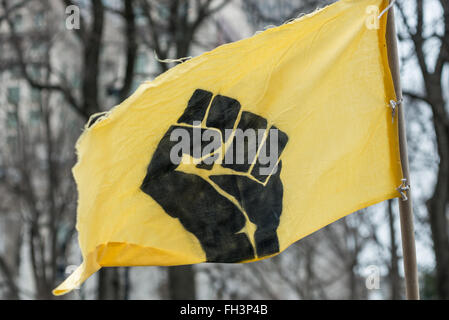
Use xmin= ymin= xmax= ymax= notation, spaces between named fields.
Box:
xmin=54 ymin=0 xmax=402 ymax=296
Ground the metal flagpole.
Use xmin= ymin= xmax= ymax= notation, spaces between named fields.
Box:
xmin=385 ymin=4 xmax=420 ymax=300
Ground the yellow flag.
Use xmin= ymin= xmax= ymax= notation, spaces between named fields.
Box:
xmin=54 ymin=0 xmax=402 ymax=296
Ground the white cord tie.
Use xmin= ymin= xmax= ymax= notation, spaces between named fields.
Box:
xmin=378 ymin=0 xmax=396 ymax=19
xmin=397 ymin=178 xmax=410 ymax=201
xmin=154 ymin=51 xmax=192 ymax=64
xmin=389 ymin=98 xmax=403 ymax=123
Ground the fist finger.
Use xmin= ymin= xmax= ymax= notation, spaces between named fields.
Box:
xmin=205 ymin=95 xmax=241 ymax=140
xmin=222 ymin=111 xmax=267 ymax=173
xmin=250 ymin=126 xmax=288 ymax=184
xmin=177 ymin=89 xmax=213 ymax=125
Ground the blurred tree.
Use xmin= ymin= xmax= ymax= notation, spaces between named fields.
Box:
xmin=138 ymin=0 xmax=230 ymax=73
xmin=0 ymin=54 xmax=80 ymax=299
xmin=387 ymin=200 xmax=402 ymax=300
xmin=396 ymin=0 xmax=449 ymax=299
xmin=419 ymin=268 xmax=438 ymax=300
xmin=0 ymin=0 xmax=81 ymax=299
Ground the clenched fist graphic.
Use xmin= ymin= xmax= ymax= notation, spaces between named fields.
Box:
xmin=141 ymin=89 xmax=288 ymax=263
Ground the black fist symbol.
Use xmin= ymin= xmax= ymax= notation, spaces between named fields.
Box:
xmin=141 ymin=89 xmax=288 ymax=263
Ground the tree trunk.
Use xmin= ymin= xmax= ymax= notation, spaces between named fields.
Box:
xmin=426 ymin=117 xmax=449 ymax=299
xmin=168 ymin=265 xmax=196 ymax=300
xmin=97 ymin=268 xmax=126 ymax=300
xmin=423 ymin=78 xmax=449 ymax=299
xmin=387 ymin=200 xmax=401 ymax=300
xmin=81 ymin=0 xmax=105 ymax=118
